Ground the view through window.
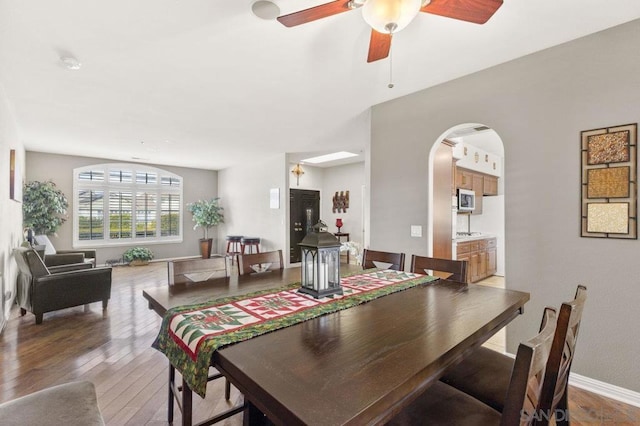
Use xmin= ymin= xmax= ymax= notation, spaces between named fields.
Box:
xmin=73 ymin=164 xmax=182 ymax=246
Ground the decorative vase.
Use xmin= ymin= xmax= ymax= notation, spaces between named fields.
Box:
xmin=129 ymin=259 xmax=149 ymax=266
xmin=199 ymin=238 xmax=213 ymax=259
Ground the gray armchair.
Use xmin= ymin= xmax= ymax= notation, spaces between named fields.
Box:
xmin=13 ymin=247 xmax=112 ymax=324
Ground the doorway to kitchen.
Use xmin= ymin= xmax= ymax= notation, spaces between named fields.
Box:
xmin=427 ymin=123 xmax=506 ymax=281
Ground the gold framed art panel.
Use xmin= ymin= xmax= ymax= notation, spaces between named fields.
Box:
xmin=581 ymin=123 xmax=637 ymax=239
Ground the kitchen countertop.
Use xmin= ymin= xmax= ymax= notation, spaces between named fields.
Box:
xmin=454 ymin=233 xmax=496 ymax=243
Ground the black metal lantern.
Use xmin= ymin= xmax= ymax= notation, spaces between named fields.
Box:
xmin=298 ymin=221 xmax=342 ymax=299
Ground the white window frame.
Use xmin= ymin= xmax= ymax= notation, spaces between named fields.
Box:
xmin=73 ymin=163 xmax=183 ymax=248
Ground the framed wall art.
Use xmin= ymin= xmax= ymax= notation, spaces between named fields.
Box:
xmin=9 ymin=149 xmax=22 ymax=202
xmin=581 ymin=123 xmax=637 ymax=239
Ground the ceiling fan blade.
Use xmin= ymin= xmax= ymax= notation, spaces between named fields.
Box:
xmin=277 ymin=1 xmax=352 ymax=27
xmin=367 ymin=30 xmax=392 ymax=63
xmin=421 ymin=0 xmax=503 ymax=24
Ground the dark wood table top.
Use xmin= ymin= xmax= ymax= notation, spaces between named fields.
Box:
xmin=143 ymin=267 xmax=529 ymax=425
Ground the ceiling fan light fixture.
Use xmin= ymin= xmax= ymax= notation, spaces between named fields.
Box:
xmin=252 ymin=0 xmax=280 ymax=20
xmin=362 ymin=0 xmax=422 ymax=34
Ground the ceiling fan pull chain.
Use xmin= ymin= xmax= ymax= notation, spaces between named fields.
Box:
xmin=388 ymin=36 xmax=394 ymax=89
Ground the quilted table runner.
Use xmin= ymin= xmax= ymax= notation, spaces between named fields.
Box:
xmin=152 ymin=269 xmax=437 ymax=397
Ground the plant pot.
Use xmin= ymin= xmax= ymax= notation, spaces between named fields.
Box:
xmin=199 ymin=238 xmax=213 ymax=259
xmin=129 ymin=259 xmax=149 ymax=266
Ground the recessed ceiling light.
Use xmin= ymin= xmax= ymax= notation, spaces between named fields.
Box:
xmin=60 ymin=56 xmax=81 ymax=70
xmin=302 ymin=151 xmax=358 ymax=164
xmin=252 ymin=1 xmax=280 ymax=20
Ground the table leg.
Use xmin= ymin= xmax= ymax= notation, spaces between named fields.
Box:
xmin=243 ymin=401 xmax=267 ymax=426
xmin=182 ymin=377 xmax=193 ymax=426
xmin=168 ymin=365 xmax=175 ymax=423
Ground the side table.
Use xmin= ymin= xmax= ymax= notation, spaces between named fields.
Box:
xmin=334 ymin=232 xmax=350 ymax=264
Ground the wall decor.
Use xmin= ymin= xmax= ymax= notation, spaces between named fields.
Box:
xmin=332 ymin=190 xmax=349 ymax=213
xmin=581 ymin=123 xmax=637 ymax=239
xmin=9 ymin=149 xmax=22 ymax=202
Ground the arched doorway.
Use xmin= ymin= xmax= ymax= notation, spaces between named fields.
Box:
xmin=427 ymin=123 xmax=505 ymax=281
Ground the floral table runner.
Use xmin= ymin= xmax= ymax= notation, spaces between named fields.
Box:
xmin=152 ymin=269 xmax=437 ymax=397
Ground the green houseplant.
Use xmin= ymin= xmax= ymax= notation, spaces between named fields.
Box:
xmin=187 ymin=197 xmax=224 ymax=258
xmin=22 ymin=180 xmax=69 ymax=235
xmin=123 ymin=247 xmax=154 ymax=266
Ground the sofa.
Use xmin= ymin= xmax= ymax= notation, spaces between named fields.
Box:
xmin=13 ymin=247 xmax=112 ymax=324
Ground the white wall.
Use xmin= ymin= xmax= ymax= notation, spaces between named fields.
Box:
xmin=321 ymin=162 xmax=365 ymax=249
xmin=370 ymin=20 xmax=640 ymax=392
xmin=0 ymin=83 xmax=24 ymax=331
xmin=26 ymin=151 xmax=218 ymax=263
xmin=218 ymin=154 xmax=287 ymax=256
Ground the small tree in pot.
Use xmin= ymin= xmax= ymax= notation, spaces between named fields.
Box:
xmin=23 ymin=180 xmax=69 ymax=236
xmin=187 ymin=198 xmax=224 ymax=258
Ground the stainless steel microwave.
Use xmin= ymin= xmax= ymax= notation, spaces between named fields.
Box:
xmin=457 ymin=188 xmax=475 ymax=212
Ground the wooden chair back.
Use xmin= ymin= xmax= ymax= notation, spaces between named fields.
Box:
xmin=410 ymin=255 xmax=469 ymax=282
xmin=168 ymin=256 xmax=227 ymax=285
xmin=361 ymin=249 xmax=405 ymax=271
xmin=501 ymin=307 xmax=558 ymax=426
xmin=238 ymin=250 xmax=284 ymax=276
xmin=537 ymin=285 xmax=587 ymax=425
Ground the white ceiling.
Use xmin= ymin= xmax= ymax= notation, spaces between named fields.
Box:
xmin=1 ymin=1 xmax=639 ymax=170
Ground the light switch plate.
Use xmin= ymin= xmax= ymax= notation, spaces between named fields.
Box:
xmin=410 ymin=225 xmax=422 ymax=237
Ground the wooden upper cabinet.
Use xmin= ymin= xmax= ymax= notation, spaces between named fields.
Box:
xmin=471 ymin=173 xmax=483 ymax=215
xmin=483 ymin=175 xmax=498 ymax=196
xmin=455 ymin=168 xmax=474 ymax=190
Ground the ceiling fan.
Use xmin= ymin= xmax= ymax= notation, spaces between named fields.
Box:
xmin=277 ymin=0 xmax=503 ymax=62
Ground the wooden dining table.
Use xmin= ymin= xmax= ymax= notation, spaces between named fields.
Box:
xmin=143 ymin=264 xmax=529 ymax=426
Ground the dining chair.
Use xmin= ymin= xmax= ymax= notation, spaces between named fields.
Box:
xmin=410 ymin=255 xmax=469 ymax=282
xmin=167 ymin=256 xmax=227 ymax=285
xmin=387 ymin=306 xmax=558 ymax=425
xmin=238 ymin=250 xmax=284 ymax=275
xmin=361 ymin=249 xmax=405 ymax=271
xmin=439 ymin=285 xmax=587 ymax=423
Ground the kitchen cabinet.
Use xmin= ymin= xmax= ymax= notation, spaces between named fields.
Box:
xmin=455 ymin=168 xmax=474 ymax=190
xmin=455 ymin=167 xmax=500 ymax=215
xmin=483 ymin=175 xmax=498 ymax=196
xmin=472 ymin=173 xmax=483 ymax=215
xmin=456 ymin=237 xmax=496 ymax=283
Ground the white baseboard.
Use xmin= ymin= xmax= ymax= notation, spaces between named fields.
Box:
xmin=569 ymin=373 xmax=640 ymax=408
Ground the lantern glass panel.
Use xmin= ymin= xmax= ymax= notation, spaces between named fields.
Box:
xmin=301 ymin=248 xmax=317 ymax=290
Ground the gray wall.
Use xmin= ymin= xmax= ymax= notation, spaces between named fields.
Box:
xmin=0 ymin=84 xmax=24 ymax=331
xmin=218 ymin=154 xmax=287 ymax=256
xmin=370 ymin=20 xmax=640 ymax=391
xmin=26 ymin=151 xmax=218 ymax=264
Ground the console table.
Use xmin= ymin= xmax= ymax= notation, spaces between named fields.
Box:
xmin=334 ymin=232 xmax=350 ymax=264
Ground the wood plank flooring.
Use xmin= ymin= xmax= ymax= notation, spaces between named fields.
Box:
xmin=1 ymin=262 xmax=639 ymax=425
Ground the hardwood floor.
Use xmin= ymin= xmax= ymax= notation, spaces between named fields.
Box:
xmin=1 ymin=263 xmax=639 ymax=425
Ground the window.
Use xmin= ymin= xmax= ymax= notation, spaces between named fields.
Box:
xmin=74 ymin=164 xmax=182 ymax=247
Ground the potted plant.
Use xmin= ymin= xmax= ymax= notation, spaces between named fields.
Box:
xmin=22 ymin=180 xmax=69 ymax=235
xmin=123 ymin=247 xmax=154 ymax=266
xmin=187 ymin=197 xmax=224 ymax=258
